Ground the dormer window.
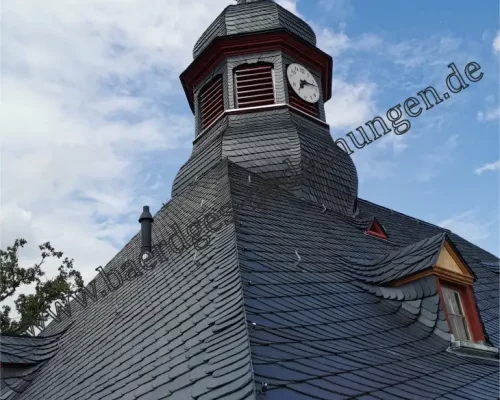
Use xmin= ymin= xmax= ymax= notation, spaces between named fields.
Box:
xmin=433 ymin=241 xmax=486 ymax=343
xmin=441 ymin=285 xmax=471 ymax=341
xmin=200 ymin=75 xmax=224 ymax=129
xmin=393 ymin=239 xmax=486 ymax=344
xmin=234 ymin=63 xmax=275 ymax=109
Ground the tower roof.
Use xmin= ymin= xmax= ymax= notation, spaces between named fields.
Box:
xmin=193 ymin=0 xmax=316 ymax=59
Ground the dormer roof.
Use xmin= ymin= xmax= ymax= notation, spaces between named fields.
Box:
xmin=351 ymin=233 xmax=476 ymax=285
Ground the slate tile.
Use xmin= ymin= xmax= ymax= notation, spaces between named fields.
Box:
xmin=6 ymin=95 xmax=499 ymax=400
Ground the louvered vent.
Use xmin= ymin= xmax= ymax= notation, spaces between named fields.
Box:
xmin=288 ymin=85 xmax=319 ymax=117
xmin=200 ymin=75 xmax=224 ymax=129
xmin=234 ymin=63 xmax=275 ymax=109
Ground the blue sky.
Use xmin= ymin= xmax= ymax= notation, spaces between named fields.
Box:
xmin=1 ymin=0 xmax=499 ymax=300
xmin=307 ymin=0 xmax=500 ymax=256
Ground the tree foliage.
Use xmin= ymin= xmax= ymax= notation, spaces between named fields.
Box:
xmin=0 ymin=239 xmax=84 ymax=334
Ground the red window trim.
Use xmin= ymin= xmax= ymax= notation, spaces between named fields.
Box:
xmin=435 ymin=277 xmax=485 ymax=342
xmin=199 ymin=75 xmax=224 ymax=129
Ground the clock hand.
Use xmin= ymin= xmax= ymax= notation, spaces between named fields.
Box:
xmin=302 ymin=81 xmax=318 ymax=88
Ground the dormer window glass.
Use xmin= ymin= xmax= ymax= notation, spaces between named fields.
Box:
xmin=441 ymin=286 xmax=471 ymax=341
xmin=234 ymin=63 xmax=275 ymax=109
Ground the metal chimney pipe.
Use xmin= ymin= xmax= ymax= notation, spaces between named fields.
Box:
xmin=138 ymin=206 xmax=154 ymax=254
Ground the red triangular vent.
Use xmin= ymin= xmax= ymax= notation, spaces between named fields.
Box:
xmin=366 ymin=219 xmax=387 ymax=239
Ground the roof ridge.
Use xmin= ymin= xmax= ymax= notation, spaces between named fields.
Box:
xmin=226 ymin=162 xmax=401 ymax=249
xmin=358 ymin=198 xmax=451 ymax=233
xmin=162 ymin=159 xmax=231 ymax=213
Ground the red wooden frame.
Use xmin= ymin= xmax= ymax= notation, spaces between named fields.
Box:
xmin=288 ymin=84 xmax=319 ymax=117
xmin=234 ymin=63 xmax=275 ymax=108
xmin=436 ymin=278 xmax=485 ymax=342
xmin=180 ymin=30 xmax=333 ymax=112
xmin=199 ymin=75 xmax=224 ymax=129
xmin=366 ymin=220 xmax=387 ymax=240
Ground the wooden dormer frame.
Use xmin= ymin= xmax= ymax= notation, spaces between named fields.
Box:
xmin=392 ymin=240 xmax=485 ymax=342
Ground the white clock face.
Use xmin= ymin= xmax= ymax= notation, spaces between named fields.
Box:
xmin=287 ymin=63 xmax=320 ymax=104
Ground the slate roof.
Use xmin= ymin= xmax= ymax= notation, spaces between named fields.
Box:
xmin=2 ymin=161 xmax=257 ymax=400
xmin=173 ymin=109 xmax=359 ymax=216
xmin=1 ymin=333 xmax=64 ymax=365
xmin=350 ymin=233 xmax=454 ymax=285
xmin=193 ymin=0 xmax=316 ymax=59
xmin=2 ymin=160 xmax=498 ymax=400
xmin=228 ymin=163 xmax=499 ymax=399
xmin=3 ymin=0 xmax=498 ymax=397
xmin=0 ymin=332 xmax=65 ymax=399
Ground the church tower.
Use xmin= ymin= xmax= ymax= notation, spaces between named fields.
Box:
xmin=173 ymin=0 xmax=359 ymax=216
xmin=3 ymin=3 xmax=498 ymax=399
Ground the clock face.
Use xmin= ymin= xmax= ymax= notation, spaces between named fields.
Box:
xmin=287 ymin=63 xmax=320 ymax=104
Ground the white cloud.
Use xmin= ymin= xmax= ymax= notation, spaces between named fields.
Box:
xmin=375 ymin=131 xmax=409 ymax=153
xmin=475 ymin=160 xmax=500 ymax=175
xmin=440 ymin=209 xmax=492 ymax=243
xmin=275 ymin=0 xmax=301 ymax=16
xmin=326 ymin=79 xmax=377 ymax=130
xmin=0 ymin=0 xmax=232 ymax=314
xmin=352 ymin=152 xmax=396 ymax=182
xmin=381 ymin=35 xmax=470 ymax=94
xmin=386 ymin=36 xmax=462 ymax=71
xmin=318 ymin=0 xmax=353 ymax=20
xmin=477 ymin=107 xmax=500 ymax=122
xmin=317 ymin=29 xmax=382 ymax=58
xmin=318 ymin=29 xmax=351 ymax=57
xmin=493 ymin=31 xmax=500 ymax=53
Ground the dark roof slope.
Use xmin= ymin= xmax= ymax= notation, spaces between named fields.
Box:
xmin=1 ymin=333 xmax=63 ymax=365
xmin=7 ymin=161 xmax=256 ymax=400
xmin=2 ymin=160 xmax=498 ymax=399
xmin=193 ymin=0 xmax=316 ymax=59
xmin=227 ymin=162 xmax=499 ymax=399
xmin=1 ymin=364 xmax=41 ymax=400
xmin=1 ymin=332 xmax=66 ymax=400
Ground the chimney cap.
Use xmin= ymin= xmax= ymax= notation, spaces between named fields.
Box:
xmin=139 ymin=205 xmax=154 ymax=223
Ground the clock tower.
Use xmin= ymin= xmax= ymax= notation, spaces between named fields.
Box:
xmin=173 ymin=0 xmax=359 ymax=216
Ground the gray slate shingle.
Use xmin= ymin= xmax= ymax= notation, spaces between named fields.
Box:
xmin=193 ymin=0 xmax=316 ymax=59
xmin=3 ymin=159 xmax=497 ymax=399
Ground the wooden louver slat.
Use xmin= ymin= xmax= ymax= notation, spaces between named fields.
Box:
xmin=235 ymin=64 xmax=275 ymax=109
xmin=288 ymin=85 xmax=319 ymax=117
xmin=200 ymin=76 xmax=224 ymax=129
